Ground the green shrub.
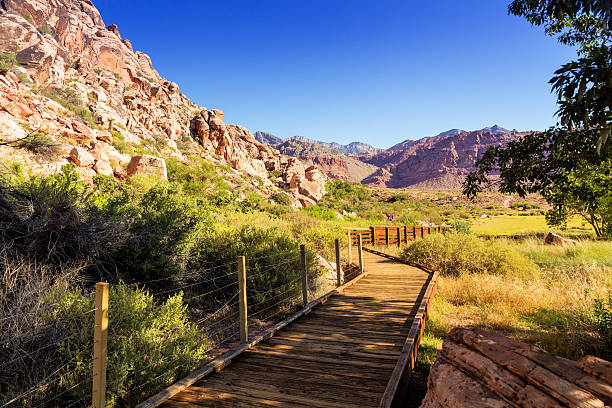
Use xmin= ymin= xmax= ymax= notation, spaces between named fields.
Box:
xmin=192 ymin=225 xmax=306 ymax=305
xmin=110 ymin=183 xmax=209 ymax=282
xmin=0 ymin=51 xmax=19 ymax=74
xmin=270 ymin=192 xmax=292 ymax=206
xmin=593 ymin=292 xmax=612 ymax=351
xmin=0 ymin=165 xmax=115 ymax=264
xmin=302 ymin=205 xmax=337 ymax=221
xmin=166 ymin=157 xmax=229 ymax=199
xmin=511 ymin=202 xmax=540 ymax=210
xmin=400 ymin=232 xmax=537 ymax=277
xmin=49 ymin=284 xmax=206 ymax=407
xmin=450 ymin=219 xmax=472 ymax=234
xmin=386 ymin=193 xmax=410 ymax=203
xmin=110 ymin=130 xmax=132 ymax=153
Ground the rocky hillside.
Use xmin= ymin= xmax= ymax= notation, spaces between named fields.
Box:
xmin=275 ymin=139 xmax=378 ymax=182
xmin=359 ymin=128 xmax=528 ymax=189
xmin=0 ymin=0 xmax=326 ymax=208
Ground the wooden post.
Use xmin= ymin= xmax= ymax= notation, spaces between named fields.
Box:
xmin=347 ymin=231 xmax=352 ymax=265
xmin=357 ymin=234 xmax=364 ymax=274
xmin=300 ymin=244 xmax=308 ymax=306
xmin=404 ymin=225 xmax=408 ymax=244
xmin=385 ymin=226 xmax=389 ymax=247
xmin=237 ymin=256 xmax=248 ymax=343
xmin=92 ymin=282 xmax=109 ymax=408
xmin=413 ymin=225 xmax=417 ymax=240
xmin=335 ymin=238 xmax=341 ymax=286
xmin=397 ymin=226 xmax=401 ymax=247
xmin=370 ymin=226 xmax=375 ymax=247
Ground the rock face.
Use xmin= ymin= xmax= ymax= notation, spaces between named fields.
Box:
xmin=0 ymin=0 xmax=326 ymax=207
xmin=421 ymin=327 xmax=612 ymax=408
xmin=359 ymin=129 xmax=528 ymax=189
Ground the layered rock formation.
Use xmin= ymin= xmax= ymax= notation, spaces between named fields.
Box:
xmin=0 ymin=0 xmax=326 ymax=207
xmin=275 ymin=139 xmax=378 ymax=182
xmin=359 ymin=129 xmax=528 ymax=189
xmin=421 ymin=327 xmax=612 ymax=408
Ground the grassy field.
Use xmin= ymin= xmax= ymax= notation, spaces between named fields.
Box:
xmin=472 ymin=214 xmax=595 ymax=236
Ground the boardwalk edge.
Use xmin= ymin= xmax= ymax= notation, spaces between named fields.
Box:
xmin=367 ymin=247 xmax=439 ymax=408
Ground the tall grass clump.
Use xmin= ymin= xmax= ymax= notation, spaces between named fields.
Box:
xmin=400 ymin=232 xmax=537 ymax=277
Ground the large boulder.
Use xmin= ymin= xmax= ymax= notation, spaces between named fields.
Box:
xmin=126 ymin=155 xmax=167 ymax=180
xmin=545 ymin=232 xmax=578 ymax=246
xmin=69 ymin=146 xmax=95 ymax=167
xmin=421 ymin=328 xmax=612 ymax=408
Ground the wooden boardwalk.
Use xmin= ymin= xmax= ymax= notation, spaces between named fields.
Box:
xmin=151 ymin=249 xmax=436 ymax=408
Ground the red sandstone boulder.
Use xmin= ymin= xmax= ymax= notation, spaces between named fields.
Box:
xmin=93 ymin=159 xmax=113 ymax=176
xmin=126 ymin=155 xmax=168 ymax=180
xmin=421 ymin=328 xmax=611 ymax=408
xmin=70 ymin=146 xmax=95 ymax=167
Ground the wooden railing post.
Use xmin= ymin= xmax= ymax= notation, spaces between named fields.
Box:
xmin=370 ymin=227 xmax=375 ymax=247
xmin=358 ymin=234 xmax=364 ymax=274
xmin=335 ymin=238 xmax=341 ymax=286
xmin=404 ymin=225 xmax=408 ymax=244
xmin=92 ymin=282 xmax=109 ymax=408
xmin=237 ymin=256 xmax=248 ymax=343
xmin=300 ymin=244 xmax=308 ymax=306
xmin=413 ymin=226 xmax=417 ymax=240
xmin=397 ymin=226 xmax=401 ymax=247
xmin=347 ymin=231 xmax=352 ymax=265
xmin=385 ymin=227 xmax=389 ymax=247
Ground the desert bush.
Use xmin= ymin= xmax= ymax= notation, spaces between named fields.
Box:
xmin=16 ymin=131 xmax=60 ymax=156
xmin=109 ymin=182 xmax=209 ymax=282
xmin=0 ymin=51 xmax=19 ymax=74
xmin=40 ymin=86 xmax=97 ymax=127
xmin=192 ymin=225 xmax=304 ymax=302
xmin=49 ymin=284 xmax=206 ymax=407
xmin=270 ymin=192 xmax=292 ymax=206
xmin=0 ymin=165 xmax=116 ymax=265
xmin=450 ymin=219 xmax=472 ymax=234
xmin=400 ymin=232 xmax=537 ymax=277
xmin=302 ymin=205 xmax=337 ymax=221
xmin=0 ymin=248 xmax=84 ymax=406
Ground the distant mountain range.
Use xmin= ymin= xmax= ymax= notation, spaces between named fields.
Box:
xmin=254 ymin=132 xmax=380 ymax=155
xmin=256 ymin=126 xmax=528 ymax=190
xmin=361 ymin=126 xmax=528 ymax=189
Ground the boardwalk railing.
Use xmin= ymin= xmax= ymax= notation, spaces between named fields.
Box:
xmin=347 ymin=224 xmax=447 ymax=247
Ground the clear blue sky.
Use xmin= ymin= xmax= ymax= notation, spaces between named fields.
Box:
xmin=95 ymin=0 xmax=577 ymax=148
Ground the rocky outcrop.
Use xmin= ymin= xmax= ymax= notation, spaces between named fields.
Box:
xmin=0 ymin=0 xmax=327 ymax=207
xmin=421 ymin=328 xmax=612 ymax=408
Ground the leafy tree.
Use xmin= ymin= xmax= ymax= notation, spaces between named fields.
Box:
xmin=464 ymin=2 xmax=612 ymax=236
xmin=509 ymin=0 xmax=611 ymax=150
xmin=464 ymin=128 xmax=611 ymax=236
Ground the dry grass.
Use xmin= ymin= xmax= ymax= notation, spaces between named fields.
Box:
xmin=396 ymin=235 xmax=612 ymax=370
